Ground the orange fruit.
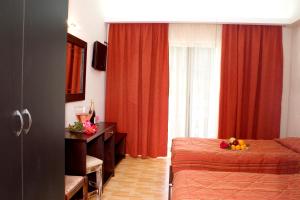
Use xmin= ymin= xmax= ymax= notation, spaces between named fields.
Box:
xmin=238 ymin=139 xmax=245 ymax=146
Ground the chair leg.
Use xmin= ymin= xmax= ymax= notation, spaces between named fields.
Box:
xmin=168 ymin=183 xmax=173 ymax=200
xmin=169 ymin=165 xmax=173 ymax=184
xmin=96 ymin=167 xmax=103 ymax=198
xmin=83 ymin=176 xmax=88 ymax=200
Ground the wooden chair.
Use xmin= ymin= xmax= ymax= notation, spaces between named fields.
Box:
xmin=86 ymin=155 xmax=103 ymax=199
xmin=65 ymin=175 xmax=88 ymax=200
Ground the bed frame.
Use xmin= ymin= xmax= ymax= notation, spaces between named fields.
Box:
xmin=168 ymin=165 xmax=173 ymax=200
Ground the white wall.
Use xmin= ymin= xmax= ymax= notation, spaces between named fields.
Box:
xmin=65 ymin=0 xmax=107 ymax=126
xmin=286 ymin=22 xmax=300 ymax=137
xmin=103 ymin=0 xmax=300 ymax=24
xmin=65 ymin=0 xmax=300 ymax=136
xmin=281 ymin=27 xmax=292 ymax=137
xmin=281 ymin=22 xmax=300 ymax=137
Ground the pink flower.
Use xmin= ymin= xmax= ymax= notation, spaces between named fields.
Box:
xmin=83 ymin=120 xmax=97 ymax=134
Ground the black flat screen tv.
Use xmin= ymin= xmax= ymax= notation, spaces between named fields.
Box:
xmin=92 ymin=41 xmax=107 ymax=71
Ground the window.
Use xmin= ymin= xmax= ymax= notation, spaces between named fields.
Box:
xmin=168 ymin=24 xmax=221 ymax=141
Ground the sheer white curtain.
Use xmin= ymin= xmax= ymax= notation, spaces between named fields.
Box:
xmin=168 ymin=24 xmax=222 ymax=141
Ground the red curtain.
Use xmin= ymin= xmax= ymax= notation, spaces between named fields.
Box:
xmin=105 ymin=24 xmax=169 ymax=158
xmin=218 ymin=25 xmax=283 ymax=139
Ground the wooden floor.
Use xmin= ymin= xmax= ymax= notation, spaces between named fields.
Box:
xmin=101 ymin=156 xmax=170 ymax=200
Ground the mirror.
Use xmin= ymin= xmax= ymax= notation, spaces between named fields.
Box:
xmin=66 ymin=33 xmax=87 ymax=102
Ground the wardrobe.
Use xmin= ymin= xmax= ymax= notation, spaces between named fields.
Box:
xmin=0 ymin=0 xmax=67 ymax=199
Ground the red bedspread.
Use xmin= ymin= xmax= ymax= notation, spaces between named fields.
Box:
xmin=171 ymin=138 xmax=300 ymax=174
xmin=172 ymin=170 xmax=300 ymax=200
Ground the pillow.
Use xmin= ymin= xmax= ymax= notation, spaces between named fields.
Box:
xmin=275 ymin=137 xmax=300 ymax=153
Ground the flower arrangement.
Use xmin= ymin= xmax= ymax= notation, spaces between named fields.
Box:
xmin=220 ymin=137 xmax=248 ymax=151
xmin=83 ymin=121 xmax=97 ymax=134
xmin=68 ymin=121 xmax=97 ymax=135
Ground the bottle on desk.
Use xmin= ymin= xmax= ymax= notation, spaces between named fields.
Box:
xmin=89 ymin=100 xmax=96 ymax=124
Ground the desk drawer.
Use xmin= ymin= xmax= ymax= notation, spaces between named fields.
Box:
xmin=104 ymin=128 xmax=115 ymax=141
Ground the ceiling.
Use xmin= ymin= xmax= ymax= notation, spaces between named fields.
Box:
xmin=103 ymin=0 xmax=300 ymax=24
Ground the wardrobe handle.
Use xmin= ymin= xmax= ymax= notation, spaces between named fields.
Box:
xmin=22 ymin=109 xmax=32 ymax=134
xmin=12 ymin=110 xmax=24 ymax=137
xmin=106 ymin=131 xmax=114 ymax=134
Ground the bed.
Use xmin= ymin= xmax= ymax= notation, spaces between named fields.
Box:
xmin=171 ymin=137 xmax=300 ymax=175
xmin=172 ymin=170 xmax=300 ymax=200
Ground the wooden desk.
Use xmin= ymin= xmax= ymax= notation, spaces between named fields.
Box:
xmin=65 ymin=122 xmax=116 ymax=185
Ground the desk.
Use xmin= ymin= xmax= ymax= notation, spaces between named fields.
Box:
xmin=65 ymin=122 xmax=116 ymax=185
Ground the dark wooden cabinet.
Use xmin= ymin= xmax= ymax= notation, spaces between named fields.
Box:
xmin=103 ymin=130 xmax=115 ymax=183
xmin=65 ymin=122 xmax=116 ymax=185
xmin=0 ymin=1 xmax=23 ymax=199
xmin=0 ymin=0 xmax=67 ymax=199
xmin=115 ymin=132 xmax=127 ymax=165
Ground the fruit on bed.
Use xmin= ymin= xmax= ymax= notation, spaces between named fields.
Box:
xmin=238 ymin=139 xmax=245 ymax=146
xmin=236 ymin=145 xmax=241 ymax=150
xmin=220 ymin=141 xmax=230 ymax=149
xmin=220 ymin=137 xmax=248 ymax=150
xmin=229 ymin=137 xmax=235 ymax=144
xmin=229 ymin=137 xmax=239 ymax=146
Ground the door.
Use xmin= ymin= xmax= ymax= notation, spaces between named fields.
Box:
xmin=22 ymin=0 xmax=67 ymax=199
xmin=0 ymin=0 xmax=23 ymax=199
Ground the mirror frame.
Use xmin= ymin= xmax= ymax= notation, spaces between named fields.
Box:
xmin=66 ymin=33 xmax=87 ymax=102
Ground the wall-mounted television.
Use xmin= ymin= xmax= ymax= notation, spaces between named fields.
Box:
xmin=92 ymin=41 xmax=107 ymax=71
